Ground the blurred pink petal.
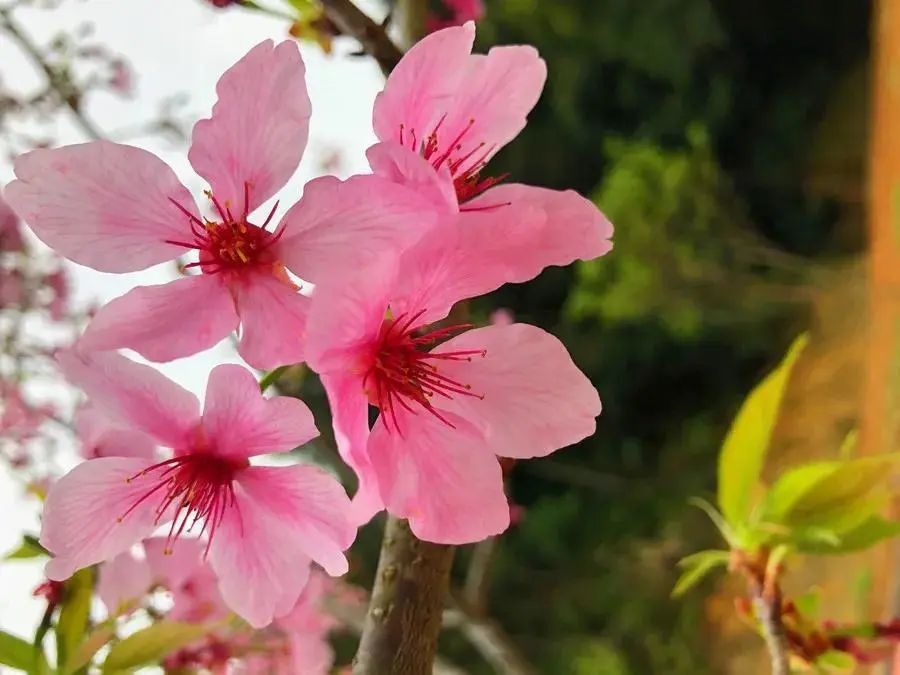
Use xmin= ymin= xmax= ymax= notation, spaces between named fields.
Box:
xmin=0 ymin=190 xmax=24 ymax=252
xmin=98 ymin=549 xmax=153 ymax=616
xmin=189 ymin=40 xmax=311 ymax=214
xmin=79 ymin=275 xmax=239 ymax=362
xmin=74 ymin=405 xmax=157 ymax=460
xmin=426 ymin=0 xmax=486 ymax=33
xmin=5 ymin=141 xmax=196 ymax=272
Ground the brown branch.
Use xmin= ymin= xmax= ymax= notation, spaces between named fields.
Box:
xmin=0 ymin=6 xmax=103 ymax=140
xmin=319 ymin=0 xmax=403 ymax=75
xmin=352 ymin=517 xmax=455 ymax=675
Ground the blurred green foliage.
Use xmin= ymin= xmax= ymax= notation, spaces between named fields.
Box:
xmin=446 ymin=0 xmax=870 ymax=673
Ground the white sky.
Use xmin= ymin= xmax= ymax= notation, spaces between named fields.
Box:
xmin=0 ymin=0 xmax=385 ymax=641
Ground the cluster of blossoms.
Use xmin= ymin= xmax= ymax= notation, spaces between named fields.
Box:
xmin=0 ymin=192 xmax=75 ymax=476
xmin=4 ymin=22 xmax=612 ymax=668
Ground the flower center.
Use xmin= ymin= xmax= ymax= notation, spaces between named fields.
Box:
xmin=120 ymin=453 xmax=244 ymax=554
xmin=363 ymin=308 xmax=485 ymax=433
xmin=399 ymin=116 xmax=509 ymax=210
xmin=167 ymin=182 xmax=285 ymax=274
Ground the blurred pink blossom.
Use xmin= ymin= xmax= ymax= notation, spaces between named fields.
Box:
xmin=427 ymin=0 xmax=485 ymax=33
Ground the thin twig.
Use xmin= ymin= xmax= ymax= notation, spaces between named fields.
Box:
xmin=0 ymin=6 xmax=103 ymax=140
xmin=751 ymin=587 xmax=790 ymax=675
xmin=318 ymin=0 xmax=403 ymax=75
xmin=444 ymin=601 xmax=537 ymax=675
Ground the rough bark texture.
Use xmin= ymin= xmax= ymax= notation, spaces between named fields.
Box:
xmin=353 ymin=517 xmax=456 ymax=675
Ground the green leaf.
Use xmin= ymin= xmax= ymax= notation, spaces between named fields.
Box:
xmin=0 ymin=630 xmax=34 ymax=671
xmin=56 ymin=568 xmax=93 ymax=672
xmin=671 ymin=549 xmax=730 ymax=597
xmin=717 ymin=334 xmax=808 ymax=526
xmin=63 ymin=625 xmax=115 ymax=675
xmin=688 ymin=497 xmax=737 ymax=546
xmin=4 ymin=536 xmax=47 ymax=561
xmin=101 ymin=622 xmax=210 ymax=673
xmin=763 ymin=456 xmax=899 ymax=533
xmin=796 ymin=516 xmax=900 ymax=555
xmin=815 ymin=650 xmax=855 ymax=672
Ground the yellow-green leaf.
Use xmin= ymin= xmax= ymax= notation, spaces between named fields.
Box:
xmin=796 ymin=515 xmax=900 ymax=555
xmin=717 ymin=334 xmax=808 ymax=526
xmin=671 ymin=549 xmax=730 ymax=597
xmin=815 ymin=650 xmax=855 ymax=672
xmin=764 ymin=456 xmax=899 ymax=533
xmin=0 ymin=630 xmax=33 ymax=672
xmin=4 ymin=536 xmax=47 ymax=561
xmin=101 ymin=622 xmax=209 ymax=673
xmin=57 ymin=568 xmax=93 ymax=671
xmin=62 ymin=624 xmax=115 ymax=675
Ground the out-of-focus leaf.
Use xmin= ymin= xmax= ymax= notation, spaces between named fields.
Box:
xmin=763 ymin=456 xmax=898 ymax=533
xmin=671 ymin=549 xmax=730 ymax=597
xmin=717 ymin=334 xmax=808 ymax=526
xmin=4 ymin=536 xmax=47 ymax=560
xmin=57 ymin=568 xmax=93 ymax=671
xmin=815 ymin=650 xmax=856 ymax=672
xmin=795 ymin=516 xmax=900 ymax=555
xmin=63 ymin=625 xmax=115 ymax=675
xmin=688 ymin=497 xmax=737 ymax=546
xmin=101 ymin=622 xmax=210 ymax=673
xmin=0 ymin=630 xmax=33 ymax=671
xmin=793 ymin=589 xmax=821 ymax=620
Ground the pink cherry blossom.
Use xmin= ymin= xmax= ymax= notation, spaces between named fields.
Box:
xmin=305 ymin=256 xmax=602 ymax=544
xmin=367 ymin=22 xmax=611 ymax=299
xmin=42 ymin=350 xmax=356 ymax=627
xmin=5 ymin=40 xmax=433 ymax=369
xmin=239 ymin=571 xmax=336 ymax=675
xmin=426 ymin=0 xmax=485 ymax=33
xmin=0 ymin=190 xmax=24 ymax=252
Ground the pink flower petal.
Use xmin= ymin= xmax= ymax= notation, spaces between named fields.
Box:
xmin=98 ymin=550 xmax=152 ymax=616
xmin=320 ymin=372 xmax=384 ymax=524
xmin=366 ymin=142 xmax=457 ymax=212
xmin=373 ymin=23 xmax=475 ymax=147
xmin=79 ymin=275 xmax=239 ymax=362
xmin=74 ymin=405 xmax=157 ymax=460
xmin=234 ymin=272 xmax=309 ymax=370
xmin=425 ymin=45 xmax=545 ymax=166
xmin=57 ymin=350 xmax=200 ymax=449
xmin=143 ymin=536 xmax=204 ymax=589
xmin=41 ymin=458 xmax=160 ymax=580
xmin=4 ymin=142 xmax=196 ymax=272
xmin=188 ymin=40 xmax=311 ymax=214
xmin=390 ymin=184 xmax=613 ymax=325
xmin=201 ymin=363 xmax=318 ymax=459
xmin=304 ymin=262 xmax=393 ymax=374
xmin=368 ymin=408 xmax=509 ymax=544
xmin=272 ymin=174 xmax=433 ymax=287
xmin=207 ymin=462 xmax=357 ymax=626
xmin=433 ymin=324 xmax=601 ymax=458
xmin=234 ymin=465 xmax=355 ymax=576
xmin=462 ymin=183 xmax=614 ymax=264
xmin=169 ymin=563 xmax=228 ymax=624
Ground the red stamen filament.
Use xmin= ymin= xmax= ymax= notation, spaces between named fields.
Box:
xmin=165 ymin=182 xmax=284 ymax=274
xmin=399 ymin=115 xmax=510 ymax=208
xmin=119 ymin=454 xmax=242 ymax=556
xmin=364 ymin=311 xmax=486 ymax=434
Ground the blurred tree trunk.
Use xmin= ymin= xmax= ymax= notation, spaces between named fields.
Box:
xmin=865 ymin=0 xmax=900 ymax=633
